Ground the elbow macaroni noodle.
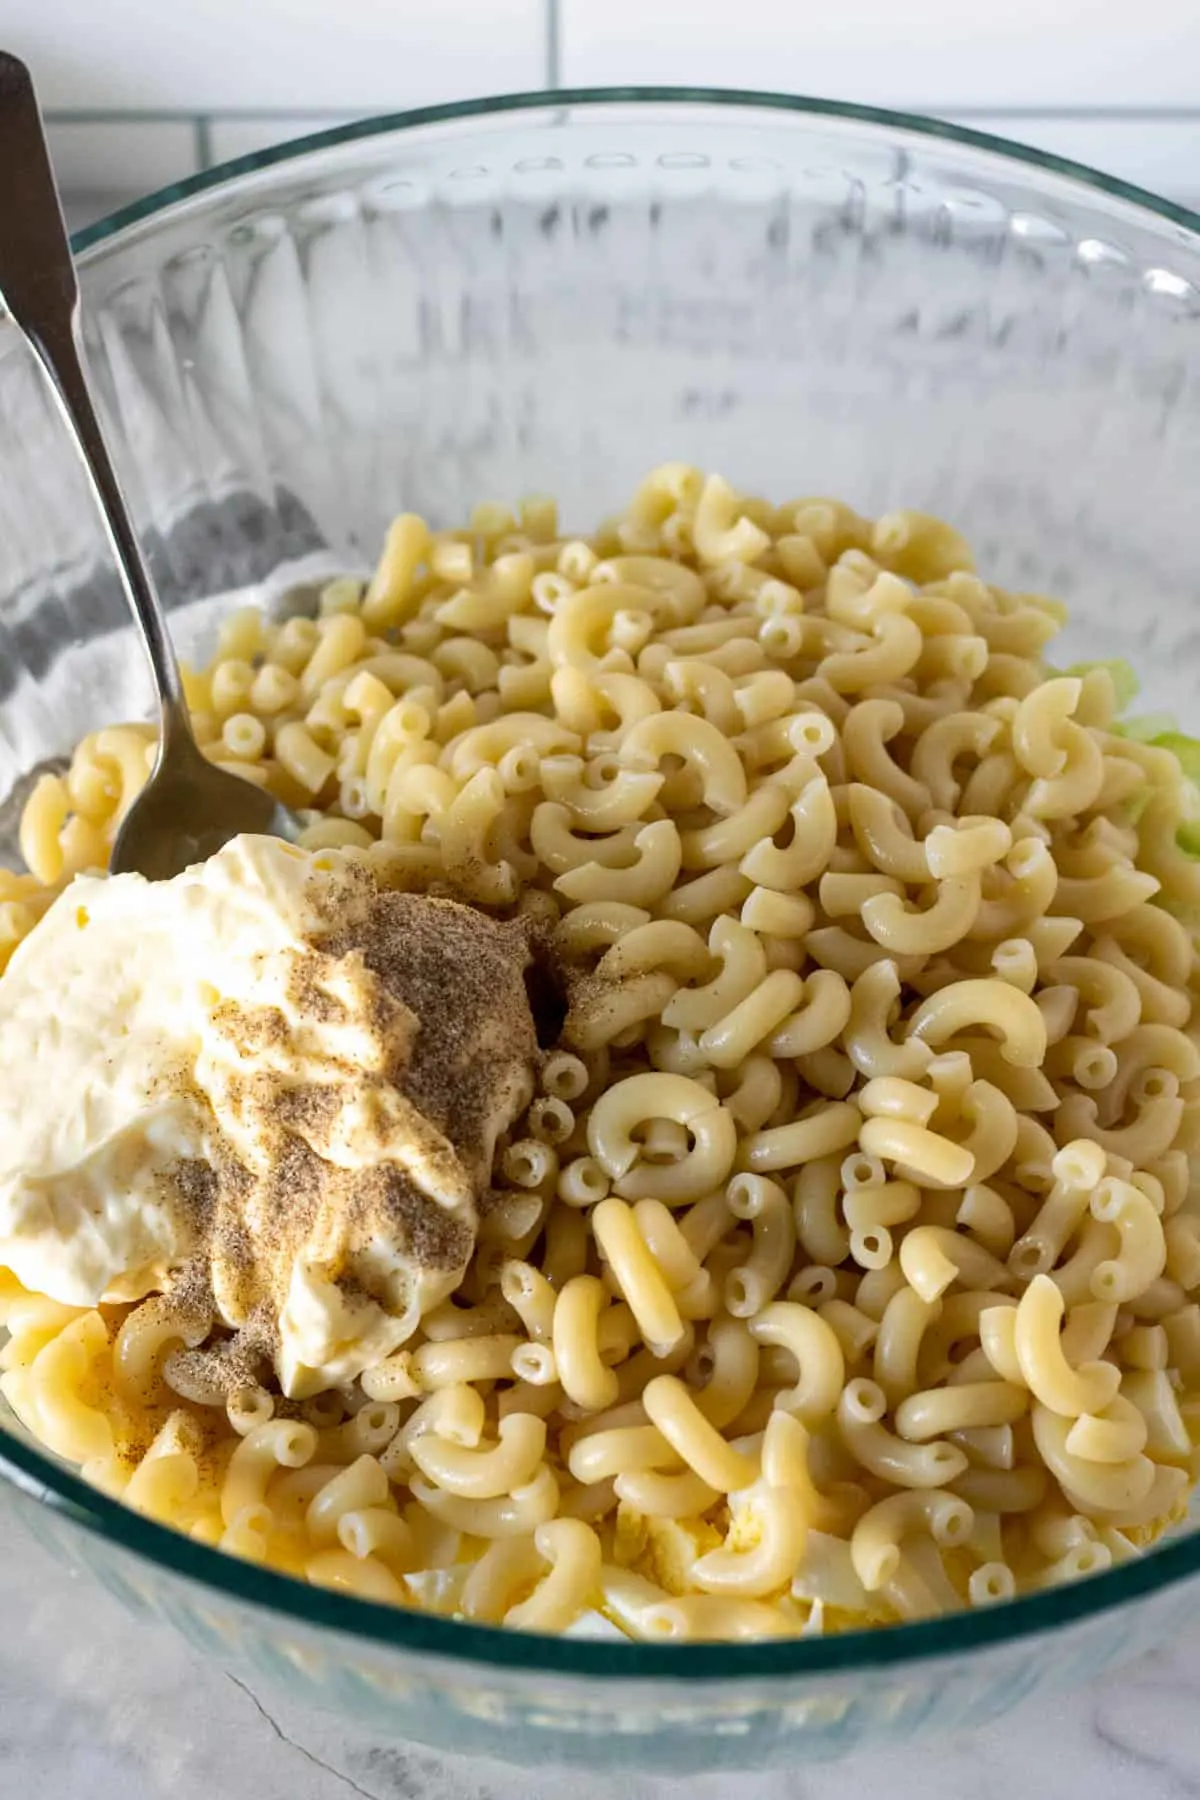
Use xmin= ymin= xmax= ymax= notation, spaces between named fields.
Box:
xmin=4 ymin=467 xmax=1200 ymax=1641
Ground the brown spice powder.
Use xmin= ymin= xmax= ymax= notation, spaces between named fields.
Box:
xmin=151 ymin=874 xmax=540 ymax=1399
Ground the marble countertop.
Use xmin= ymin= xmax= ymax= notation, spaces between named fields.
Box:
xmin=3 ymin=1523 xmax=1199 ymax=1800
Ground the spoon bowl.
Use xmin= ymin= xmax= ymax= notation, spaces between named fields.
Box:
xmin=0 ymin=52 xmax=300 ymax=882
xmin=110 ymin=733 xmax=299 ymax=881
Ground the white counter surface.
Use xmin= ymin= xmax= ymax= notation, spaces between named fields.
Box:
xmin=3 ymin=1519 xmax=1198 ymax=1800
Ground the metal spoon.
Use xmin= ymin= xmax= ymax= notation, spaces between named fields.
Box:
xmin=0 ymin=52 xmax=298 ymax=881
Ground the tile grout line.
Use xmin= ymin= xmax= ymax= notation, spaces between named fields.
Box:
xmin=544 ymin=0 xmax=562 ymax=88
xmin=40 ymin=103 xmax=1200 ymax=123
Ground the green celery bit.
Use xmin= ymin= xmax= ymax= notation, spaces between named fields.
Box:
xmin=1111 ymin=711 xmax=1178 ymax=743
xmin=1065 ymin=658 xmax=1140 ymax=712
xmin=1152 ymin=732 xmax=1200 ymax=785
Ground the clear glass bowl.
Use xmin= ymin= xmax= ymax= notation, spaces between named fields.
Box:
xmin=2 ymin=89 xmax=1200 ymax=1771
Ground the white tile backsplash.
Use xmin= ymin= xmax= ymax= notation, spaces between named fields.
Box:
xmin=560 ymin=0 xmax=1200 ymax=109
xmin=561 ymin=0 xmax=1200 ymax=203
xmin=7 ymin=0 xmax=544 ymax=110
xmin=45 ymin=120 xmax=197 ymax=193
xmin=10 ymin=0 xmax=1199 ymax=218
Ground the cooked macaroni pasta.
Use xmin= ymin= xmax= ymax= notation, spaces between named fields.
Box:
xmin=3 ymin=468 xmax=1200 ymax=1643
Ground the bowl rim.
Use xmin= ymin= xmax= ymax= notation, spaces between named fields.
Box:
xmin=23 ymin=82 xmax=1197 ymax=1683
xmin=72 ymin=84 xmax=1200 ymax=254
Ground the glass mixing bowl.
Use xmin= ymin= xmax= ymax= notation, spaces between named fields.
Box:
xmin=1 ymin=89 xmax=1200 ymax=1772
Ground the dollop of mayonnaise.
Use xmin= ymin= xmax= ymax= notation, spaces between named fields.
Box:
xmin=0 ymin=836 xmax=539 ymax=1395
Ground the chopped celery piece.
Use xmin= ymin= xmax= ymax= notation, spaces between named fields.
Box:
xmin=1111 ymin=712 xmax=1178 ymax=743
xmin=1065 ymin=658 xmax=1140 ymax=711
xmin=1152 ymin=733 xmax=1200 ymax=785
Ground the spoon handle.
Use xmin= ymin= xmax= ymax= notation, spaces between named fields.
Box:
xmin=0 ymin=51 xmax=191 ymax=741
